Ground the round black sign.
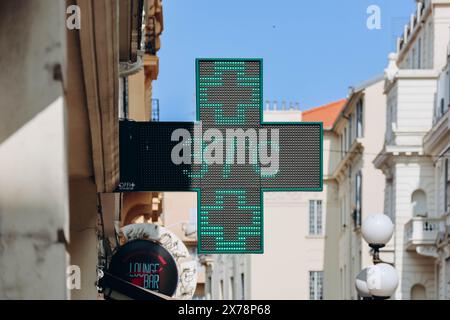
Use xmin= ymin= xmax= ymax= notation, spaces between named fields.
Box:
xmin=109 ymin=239 xmax=179 ymax=296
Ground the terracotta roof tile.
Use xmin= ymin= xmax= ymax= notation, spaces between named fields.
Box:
xmin=302 ymin=99 xmax=347 ymax=129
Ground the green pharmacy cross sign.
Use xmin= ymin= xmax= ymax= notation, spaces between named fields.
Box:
xmin=118 ymin=59 xmax=323 ymax=254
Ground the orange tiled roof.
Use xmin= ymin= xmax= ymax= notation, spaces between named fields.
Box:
xmin=302 ymin=99 xmax=347 ymax=129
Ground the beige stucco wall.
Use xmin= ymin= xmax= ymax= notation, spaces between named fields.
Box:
xmin=163 ymin=192 xmax=198 ymax=241
xmin=247 ymin=111 xmax=332 ymax=300
xmin=322 ymin=179 xmax=340 ymax=299
xmin=359 ymin=80 xmax=389 ymax=267
xmin=327 ymin=79 xmax=387 ymax=300
xmin=0 ymin=1 xmax=69 ymax=299
xmin=263 ymin=110 xmax=302 ymax=122
xmin=128 ymin=70 xmax=149 ymax=121
xmin=68 ymin=178 xmax=99 ymax=299
xmin=248 ymin=191 xmax=328 ymax=300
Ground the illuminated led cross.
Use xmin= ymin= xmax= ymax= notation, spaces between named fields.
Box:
xmin=117 ymin=59 xmax=322 ymax=254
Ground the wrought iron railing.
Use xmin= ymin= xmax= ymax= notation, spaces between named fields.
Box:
xmin=151 ymin=98 xmax=160 ymax=121
xmin=405 ymin=217 xmax=442 ymax=248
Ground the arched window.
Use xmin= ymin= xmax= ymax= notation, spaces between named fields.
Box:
xmin=410 ymin=284 xmax=427 ymax=300
xmin=411 ymin=189 xmax=427 ymax=217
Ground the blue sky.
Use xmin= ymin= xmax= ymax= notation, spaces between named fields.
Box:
xmin=153 ymin=0 xmax=416 ymax=121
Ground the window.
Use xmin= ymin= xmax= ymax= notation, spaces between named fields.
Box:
xmin=351 ymin=257 xmax=356 ymax=300
xmin=388 ymin=104 xmax=394 ymax=142
xmin=344 ymin=196 xmax=348 ymax=227
xmin=356 ymin=99 xmax=364 ymax=137
xmin=341 ymin=134 xmax=344 ymax=158
xmin=348 ymin=116 xmax=353 ymax=148
xmin=309 ymin=200 xmax=323 ymax=235
xmin=119 ymin=77 xmax=129 ymax=119
xmin=428 ymin=22 xmax=433 ymax=66
xmin=386 ymin=183 xmax=394 ymax=222
xmin=418 ymin=38 xmax=422 ymax=69
xmin=192 ymin=283 xmax=206 ymax=300
xmin=240 ymin=273 xmax=245 ymax=300
xmin=309 ymin=271 xmax=324 ymax=300
xmin=219 ymin=280 xmax=224 ymax=300
xmin=206 ymin=276 xmax=212 ymax=300
xmin=340 ymin=198 xmax=346 ymax=230
xmin=445 ymin=159 xmax=450 ymax=212
xmin=448 ymin=72 xmax=450 ymax=108
xmin=354 ymin=172 xmax=362 ymax=228
xmin=122 ymin=77 xmax=129 ymax=119
xmin=344 ymin=128 xmax=348 ymax=153
xmin=411 ymin=189 xmax=427 ymax=217
xmin=411 ymin=284 xmax=427 ymax=300
xmin=413 ymin=46 xmax=418 ymax=69
xmin=229 ymin=277 xmax=235 ymax=300
xmin=441 ymin=98 xmax=445 ymax=117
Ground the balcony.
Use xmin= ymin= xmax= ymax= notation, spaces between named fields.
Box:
xmin=405 ymin=217 xmax=441 ymax=251
xmin=397 ymin=0 xmax=429 ymax=54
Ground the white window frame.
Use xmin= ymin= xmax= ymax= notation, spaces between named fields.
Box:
xmin=309 ymin=271 xmax=324 ymax=300
xmin=445 ymin=158 xmax=450 ymax=213
xmin=340 ymin=198 xmax=346 ymax=230
xmin=349 ymin=114 xmax=353 ymax=147
xmin=240 ymin=273 xmax=245 ymax=300
xmin=356 ymin=99 xmax=364 ymax=138
xmin=219 ymin=280 xmax=224 ymax=300
xmin=344 ymin=128 xmax=348 ymax=153
xmin=309 ymin=200 xmax=323 ymax=235
xmin=206 ymin=276 xmax=212 ymax=300
xmin=418 ymin=38 xmax=422 ymax=69
xmin=354 ymin=171 xmax=362 ymax=228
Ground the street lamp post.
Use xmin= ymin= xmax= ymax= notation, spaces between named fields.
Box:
xmin=355 ymin=214 xmax=399 ymax=300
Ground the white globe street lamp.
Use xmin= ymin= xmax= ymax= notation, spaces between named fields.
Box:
xmin=355 ymin=214 xmax=397 ymax=299
xmin=366 ymin=263 xmax=399 ymax=299
xmin=361 ymin=214 xmax=394 ymax=247
xmin=361 ymin=214 xmax=394 ymax=264
xmin=355 ymin=268 xmax=372 ymax=299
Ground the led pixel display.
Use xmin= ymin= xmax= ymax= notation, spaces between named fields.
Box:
xmin=118 ymin=59 xmax=323 ymax=254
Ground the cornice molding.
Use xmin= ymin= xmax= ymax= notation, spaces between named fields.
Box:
xmin=77 ymin=0 xmax=120 ymax=192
